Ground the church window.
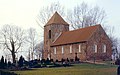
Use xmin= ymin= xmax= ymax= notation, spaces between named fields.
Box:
xmin=93 ymin=44 xmax=97 ymax=53
xmin=70 ymin=45 xmax=72 ymax=53
xmin=103 ymin=44 xmax=106 ymax=53
xmin=79 ymin=44 xmax=81 ymax=53
xmin=49 ymin=30 xmax=51 ymax=39
xmin=62 ymin=46 xmax=64 ymax=54
xmin=54 ymin=47 xmax=56 ymax=54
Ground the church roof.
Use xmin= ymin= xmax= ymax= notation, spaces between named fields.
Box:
xmin=51 ymin=25 xmax=101 ymax=46
xmin=45 ymin=12 xmax=69 ymax=26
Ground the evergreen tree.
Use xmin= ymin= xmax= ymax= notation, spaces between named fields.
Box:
xmin=18 ymin=56 xmax=24 ymax=67
xmin=0 ymin=60 xmax=1 ymax=69
xmin=1 ymin=56 xmax=5 ymax=69
xmin=46 ymin=58 xmax=50 ymax=64
xmin=5 ymin=59 xmax=7 ymax=68
xmin=8 ymin=61 xmax=12 ymax=68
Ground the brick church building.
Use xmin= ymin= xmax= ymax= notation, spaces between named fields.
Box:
xmin=43 ymin=12 xmax=112 ymax=61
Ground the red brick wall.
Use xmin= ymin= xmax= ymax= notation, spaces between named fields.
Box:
xmin=50 ymin=26 xmax=112 ymax=61
xmin=86 ymin=26 xmax=112 ymax=61
xmin=51 ymin=43 xmax=86 ymax=61
xmin=43 ymin=24 xmax=69 ymax=59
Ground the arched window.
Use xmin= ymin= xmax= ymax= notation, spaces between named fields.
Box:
xmin=49 ymin=30 xmax=51 ymax=39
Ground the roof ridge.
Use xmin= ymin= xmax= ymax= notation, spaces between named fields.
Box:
xmin=64 ymin=24 xmax=100 ymax=33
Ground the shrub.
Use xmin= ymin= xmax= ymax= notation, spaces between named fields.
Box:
xmin=0 ymin=56 xmax=5 ymax=69
xmin=46 ymin=58 xmax=50 ymax=64
xmin=50 ymin=59 xmax=53 ymax=62
xmin=32 ymin=63 xmax=41 ymax=68
xmin=18 ymin=56 xmax=24 ymax=67
xmin=67 ymin=58 xmax=69 ymax=62
xmin=70 ymin=59 xmax=74 ymax=62
xmin=41 ymin=59 xmax=45 ymax=64
xmin=115 ymin=58 xmax=120 ymax=65
xmin=56 ymin=59 xmax=58 ymax=62
xmin=61 ymin=58 xmax=65 ymax=64
xmin=8 ymin=61 xmax=12 ymax=68
xmin=0 ymin=70 xmax=17 ymax=75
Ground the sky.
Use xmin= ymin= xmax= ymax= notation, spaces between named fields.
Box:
xmin=0 ymin=0 xmax=119 ymax=37
xmin=0 ymin=0 xmax=120 ymax=59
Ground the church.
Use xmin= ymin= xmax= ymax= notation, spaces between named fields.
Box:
xmin=43 ymin=12 xmax=112 ymax=61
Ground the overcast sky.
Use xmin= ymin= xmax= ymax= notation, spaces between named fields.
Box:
xmin=0 ymin=0 xmax=120 ymax=59
xmin=0 ymin=0 xmax=120 ymax=37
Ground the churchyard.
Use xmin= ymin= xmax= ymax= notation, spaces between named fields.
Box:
xmin=13 ymin=63 xmax=117 ymax=75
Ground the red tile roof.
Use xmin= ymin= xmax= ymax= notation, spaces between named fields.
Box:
xmin=51 ymin=25 xmax=100 ymax=46
xmin=45 ymin=12 xmax=69 ymax=26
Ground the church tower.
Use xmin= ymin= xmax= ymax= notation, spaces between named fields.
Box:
xmin=43 ymin=12 xmax=69 ymax=59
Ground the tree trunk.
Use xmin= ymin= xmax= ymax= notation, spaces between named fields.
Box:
xmin=11 ymin=42 xmax=16 ymax=63
xmin=12 ymin=51 xmax=16 ymax=63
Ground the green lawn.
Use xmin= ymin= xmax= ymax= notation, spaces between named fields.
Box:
xmin=13 ymin=63 xmax=117 ymax=75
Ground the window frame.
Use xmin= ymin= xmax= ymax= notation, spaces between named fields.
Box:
xmin=93 ymin=44 xmax=97 ymax=53
xmin=62 ymin=46 xmax=64 ymax=54
xmin=54 ymin=47 xmax=57 ymax=54
xmin=70 ymin=45 xmax=72 ymax=53
xmin=79 ymin=44 xmax=81 ymax=53
xmin=103 ymin=44 xmax=106 ymax=53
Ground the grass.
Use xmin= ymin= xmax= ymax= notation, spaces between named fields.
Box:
xmin=13 ymin=63 xmax=117 ymax=75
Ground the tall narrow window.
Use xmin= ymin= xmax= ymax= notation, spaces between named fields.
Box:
xmin=70 ymin=45 xmax=72 ymax=53
xmin=79 ymin=44 xmax=81 ymax=52
xmin=49 ymin=30 xmax=51 ymax=39
xmin=93 ymin=44 xmax=97 ymax=53
xmin=54 ymin=47 xmax=56 ymax=54
xmin=62 ymin=46 xmax=64 ymax=54
xmin=103 ymin=44 xmax=106 ymax=53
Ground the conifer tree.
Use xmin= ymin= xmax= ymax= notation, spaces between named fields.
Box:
xmin=18 ymin=56 xmax=24 ymax=67
xmin=5 ymin=59 xmax=7 ymax=69
xmin=1 ymin=56 xmax=5 ymax=69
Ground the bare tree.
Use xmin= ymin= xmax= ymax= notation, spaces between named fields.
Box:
xmin=34 ymin=41 xmax=44 ymax=60
xmin=67 ymin=2 xmax=106 ymax=29
xmin=37 ymin=2 xmax=65 ymax=28
xmin=66 ymin=2 xmax=119 ymax=61
xmin=107 ymin=26 xmax=119 ymax=60
xmin=26 ymin=28 xmax=38 ymax=61
xmin=0 ymin=25 xmax=25 ymax=63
